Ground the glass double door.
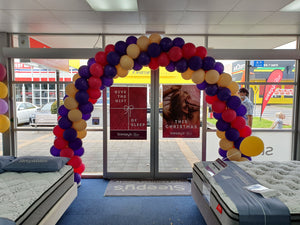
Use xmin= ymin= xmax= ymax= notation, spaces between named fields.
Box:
xmin=105 ymin=69 xmax=202 ymax=179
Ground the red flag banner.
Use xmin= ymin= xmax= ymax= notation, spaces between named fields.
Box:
xmin=261 ymin=69 xmax=283 ymax=116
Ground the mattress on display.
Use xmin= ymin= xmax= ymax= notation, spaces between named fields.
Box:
xmin=192 ymin=161 xmax=300 ymax=225
xmin=0 ymin=165 xmax=74 ymax=225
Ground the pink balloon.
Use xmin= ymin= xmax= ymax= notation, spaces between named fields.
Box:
xmin=0 ymin=64 xmax=7 ymax=82
xmin=0 ymin=99 xmax=8 ymax=114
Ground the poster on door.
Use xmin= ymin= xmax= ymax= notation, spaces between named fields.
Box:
xmin=162 ymin=85 xmax=201 ymax=138
xmin=110 ymin=87 xmax=147 ymax=140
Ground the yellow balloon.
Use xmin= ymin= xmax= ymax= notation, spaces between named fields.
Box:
xmin=65 ymin=83 xmax=78 ymax=98
xmin=181 ymin=69 xmax=193 ymax=80
xmin=137 ymin=36 xmax=150 ymax=51
xmin=72 ymin=119 xmax=87 ymax=131
xmin=205 ymin=70 xmax=219 ymax=84
xmin=68 ymin=109 xmax=82 ymax=122
xmin=116 ymin=64 xmax=128 ymax=78
xmin=120 ymin=55 xmax=134 ymax=70
xmin=239 ymin=157 xmax=250 ymax=161
xmin=216 ymin=130 xmax=225 ymax=139
xmin=227 ymin=81 xmax=239 ymax=95
xmin=0 ymin=82 xmax=8 ymax=98
xmin=219 ymin=138 xmax=234 ymax=150
xmin=149 ymin=33 xmax=162 ymax=44
xmin=72 ymin=73 xmax=80 ymax=84
xmin=77 ymin=129 xmax=87 ymax=139
xmin=64 ymin=97 xmax=79 ymax=110
xmin=227 ymin=148 xmax=242 ymax=161
xmin=126 ymin=44 xmax=140 ymax=59
xmin=192 ymin=69 xmax=205 ymax=84
xmin=217 ymin=73 xmax=232 ymax=87
xmin=0 ymin=115 xmax=10 ymax=133
xmin=240 ymin=136 xmax=264 ymax=157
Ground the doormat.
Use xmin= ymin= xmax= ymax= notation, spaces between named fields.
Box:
xmin=104 ymin=180 xmax=191 ymax=196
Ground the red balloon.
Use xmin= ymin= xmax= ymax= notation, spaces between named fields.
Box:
xmin=157 ymin=52 xmax=170 ymax=67
xmin=89 ymin=98 xmax=98 ymax=104
xmin=87 ymin=88 xmax=101 ymax=99
xmin=231 ymin=116 xmax=246 ymax=130
xmin=195 ymin=46 xmax=207 ymax=59
xmin=60 ymin=148 xmax=74 ymax=158
xmin=168 ymin=46 xmax=183 ymax=62
xmin=74 ymin=163 xmax=85 ymax=174
xmin=67 ymin=155 xmax=82 ymax=169
xmin=89 ymin=63 xmax=103 ymax=78
xmin=54 ymin=137 xmax=68 ymax=149
xmin=149 ymin=57 xmax=159 ymax=70
xmin=95 ymin=51 xmax=107 ymax=66
xmin=239 ymin=125 xmax=252 ymax=137
xmin=222 ymin=109 xmax=237 ymax=123
xmin=182 ymin=43 xmax=196 ymax=59
xmin=212 ymin=100 xmax=226 ymax=113
xmin=105 ymin=44 xmax=115 ymax=55
xmin=88 ymin=76 xmax=102 ymax=89
xmin=53 ymin=125 xmax=65 ymax=138
xmin=205 ymin=95 xmax=218 ymax=105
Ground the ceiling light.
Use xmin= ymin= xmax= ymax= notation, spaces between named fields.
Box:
xmin=86 ymin=0 xmax=138 ymax=11
xmin=280 ymin=0 xmax=300 ymax=11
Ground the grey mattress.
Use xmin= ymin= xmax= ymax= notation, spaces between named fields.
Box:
xmin=0 ymin=165 xmax=74 ymax=225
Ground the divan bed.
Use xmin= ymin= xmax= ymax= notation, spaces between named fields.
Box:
xmin=192 ymin=161 xmax=300 ymax=225
xmin=0 ymin=165 xmax=77 ymax=225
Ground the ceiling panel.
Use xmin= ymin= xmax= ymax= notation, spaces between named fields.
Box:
xmin=208 ymin=25 xmax=251 ymax=34
xmin=0 ymin=0 xmax=44 ymax=10
xmin=138 ymin=0 xmax=188 ymax=11
xmin=52 ymin=11 xmax=102 ymax=24
xmin=37 ymin=0 xmax=92 ymax=11
xmin=27 ymin=23 xmax=73 ymax=33
xmin=7 ymin=10 xmax=61 ymax=24
xmin=180 ymin=12 xmax=227 ymax=25
xmin=140 ymin=11 xmax=183 ymax=25
xmin=0 ymin=10 xmax=17 ymax=23
xmin=220 ymin=12 xmax=272 ymax=24
xmin=186 ymin=0 xmax=240 ymax=11
xmin=99 ymin=12 xmax=140 ymax=24
xmin=247 ymin=24 xmax=300 ymax=34
xmin=232 ymin=0 xmax=294 ymax=11
xmin=259 ymin=12 xmax=300 ymax=25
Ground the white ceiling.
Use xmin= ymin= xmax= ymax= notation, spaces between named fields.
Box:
xmin=1 ymin=0 xmax=300 ymax=48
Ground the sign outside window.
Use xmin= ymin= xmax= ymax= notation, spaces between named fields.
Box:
xmin=110 ymin=87 xmax=147 ymax=140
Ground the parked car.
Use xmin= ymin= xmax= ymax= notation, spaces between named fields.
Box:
xmin=29 ymin=102 xmax=57 ymax=127
xmin=16 ymin=102 xmax=40 ymax=124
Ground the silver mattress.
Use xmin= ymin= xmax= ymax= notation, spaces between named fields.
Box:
xmin=0 ymin=165 xmax=74 ymax=225
xmin=192 ymin=161 xmax=300 ymax=225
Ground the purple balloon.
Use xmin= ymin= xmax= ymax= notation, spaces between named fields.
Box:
xmin=133 ymin=60 xmax=142 ymax=71
xmin=102 ymin=77 xmax=113 ymax=87
xmin=160 ymin=37 xmax=173 ymax=52
xmin=126 ymin=36 xmax=137 ymax=45
xmin=58 ymin=105 xmax=69 ymax=117
xmin=173 ymin=37 xmax=185 ymax=48
xmin=205 ymin=84 xmax=218 ymax=96
xmin=175 ymin=58 xmax=188 ymax=73
xmin=0 ymin=99 xmax=8 ymax=114
xmin=82 ymin=113 xmax=91 ymax=121
xmin=234 ymin=137 xmax=244 ymax=149
xmin=74 ymin=147 xmax=85 ymax=157
xmin=217 ymin=87 xmax=231 ymax=101
xmin=202 ymin=56 xmax=215 ymax=71
xmin=236 ymin=104 xmax=247 ymax=117
xmin=218 ymin=148 xmax=227 ymax=158
xmin=79 ymin=102 xmax=94 ymax=114
xmin=196 ymin=81 xmax=208 ymax=90
xmin=75 ymin=78 xmax=89 ymax=91
xmin=74 ymin=172 xmax=81 ymax=184
xmin=216 ymin=119 xmax=230 ymax=131
xmin=78 ymin=65 xmax=91 ymax=79
xmin=147 ymin=43 xmax=161 ymax=58
xmin=100 ymin=84 xmax=106 ymax=90
xmin=166 ymin=62 xmax=175 ymax=72
xmin=115 ymin=41 xmax=127 ymax=56
xmin=87 ymin=58 xmax=96 ymax=67
xmin=213 ymin=112 xmax=222 ymax=120
xmin=69 ymin=138 xmax=83 ymax=150
xmin=75 ymin=91 xmax=89 ymax=105
xmin=104 ymin=65 xmax=117 ymax=78
xmin=241 ymin=154 xmax=252 ymax=161
xmin=137 ymin=52 xmax=151 ymax=66
xmin=188 ymin=56 xmax=202 ymax=71
xmin=50 ymin=145 xmax=61 ymax=157
xmin=58 ymin=116 xmax=73 ymax=129
xmin=227 ymin=96 xmax=242 ymax=110
xmin=214 ymin=62 xmax=224 ymax=74
xmin=0 ymin=63 xmax=7 ymax=82
xmin=63 ymin=128 xmax=78 ymax=142
xmin=106 ymin=51 xmax=120 ymax=66
xmin=225 ymin=128 xmax=240 ymax=142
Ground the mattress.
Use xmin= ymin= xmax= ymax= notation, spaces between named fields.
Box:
xmin=192 ymin=161 xmax=300 ymax=225
xmin=0 ymin=165 xmax=74 ymax=225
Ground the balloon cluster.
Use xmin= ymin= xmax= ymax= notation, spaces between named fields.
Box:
xmin=0 ymin=63 xmax=9 ymax=133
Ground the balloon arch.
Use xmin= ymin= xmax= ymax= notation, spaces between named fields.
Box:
xmin=49 ymin=34 xmax=264 ymax=184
